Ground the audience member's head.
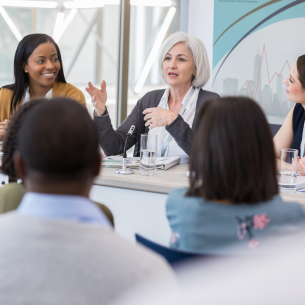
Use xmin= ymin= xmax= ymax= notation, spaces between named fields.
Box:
xmin=187 ymin=96 xmax=278 ymax=203
xmin=1 ymin=99 xmax=43 ymax=181
xmin=14 ymin=98 xmax=100 ymax=196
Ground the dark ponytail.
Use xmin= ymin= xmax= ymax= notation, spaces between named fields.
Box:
xmin=297 ymin=55 xmax=305 ymax=91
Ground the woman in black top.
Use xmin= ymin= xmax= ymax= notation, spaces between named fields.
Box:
xmin=274 ymin=55 xmax=305 ymax=175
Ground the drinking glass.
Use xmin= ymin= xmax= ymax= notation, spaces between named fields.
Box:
xmin=278 ymin=148 xmax=298 ymax=193
xmin=140 ymin=134 xmax=157 ymax=176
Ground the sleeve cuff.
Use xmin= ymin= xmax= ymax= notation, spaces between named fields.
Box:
xmin=94 ymin=107 xmax=108 ymax=117
xmin=165 ymin=115 xmax=183 ymax=131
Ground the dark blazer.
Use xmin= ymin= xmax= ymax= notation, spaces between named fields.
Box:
xmin=94 ymin=88 xmax=219 ymax=157
xmin=292 ymin=103 xmax=305 ymax=156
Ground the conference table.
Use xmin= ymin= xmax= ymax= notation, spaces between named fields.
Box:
xmin=90 ymin=164 xmax=305 ymax=246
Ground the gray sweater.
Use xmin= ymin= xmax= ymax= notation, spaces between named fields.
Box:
xmin=0 ymin=212 xmax=176 ymax=305
xmin=94 ymin=89 xmax=219 ymax=156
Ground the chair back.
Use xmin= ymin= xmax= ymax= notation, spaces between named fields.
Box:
xmin=135 ymin=233 xmax=200 ymax=265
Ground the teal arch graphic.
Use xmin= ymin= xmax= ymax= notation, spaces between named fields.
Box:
xmin=213 ymin=0 xmax=305 ymax=86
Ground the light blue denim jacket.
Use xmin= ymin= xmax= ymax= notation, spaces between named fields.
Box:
xmin=166 ymin=188 xmax=305 ymax=254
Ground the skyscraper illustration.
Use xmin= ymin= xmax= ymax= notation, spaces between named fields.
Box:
xmin=253 ymin=52 xmax=262 ymax=104
xmin=239 ymin=88 xmax=248 ymax=97
xmin=223 ymin=78 xmax=238 ymax=96
xmin=276 ymin=74 xmax=283 ymax=105
xmin=246 ymin=80 xmax=255 ymax=98
xmin=216 ymin=43 xmax=293 ymax=120
xmin=262 ymin=84 xmax=272 ymax=111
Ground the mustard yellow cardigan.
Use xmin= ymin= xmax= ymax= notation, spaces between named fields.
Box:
xmin=0 ymin=81 xmax=87 ymax=121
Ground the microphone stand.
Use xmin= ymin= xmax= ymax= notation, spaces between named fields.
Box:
xmin=115 ymin=126 xmax=135 ymax=175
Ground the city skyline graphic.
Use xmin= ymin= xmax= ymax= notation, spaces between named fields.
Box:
xmin=212 ymin=8 xmax=305 ymax=125
xmin=221 ymin=44 xmax=293 ymax=120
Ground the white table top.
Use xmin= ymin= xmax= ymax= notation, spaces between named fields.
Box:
xmin=94 ymin=164 xmax=305 ymax=205
xmin=95 ymin=164 xmax=190 ymax=194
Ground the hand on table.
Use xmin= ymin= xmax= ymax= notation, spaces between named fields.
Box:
xmin=85 ymin=80 xmax=107 ymax=116
xmin=143 ymin=107 xmax=178 ymax=130
xmin=0 ymin=120 xmax=10 ymax=141
xmin=297 ymin=157 xmax=305 ymax=176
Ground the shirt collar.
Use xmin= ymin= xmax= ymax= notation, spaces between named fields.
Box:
xmin=161 ymin=86 xmax=196 ymax=108
xmin=23 ymin=86 xmax=53 ymax=104
xmin=17 ymin=192 xmax=111 ymax=227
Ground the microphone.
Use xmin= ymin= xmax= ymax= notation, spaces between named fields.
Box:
xmin=123 ymin=125 xmax=135 ymax=158
xmin=115 ymin=125 xmax=135 ymax=175
xmin=127 ymin=125 xmax=135 ymax=136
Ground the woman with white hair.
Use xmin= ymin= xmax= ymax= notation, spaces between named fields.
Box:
xmin=86 ymin=32 xmax=219 ymax=163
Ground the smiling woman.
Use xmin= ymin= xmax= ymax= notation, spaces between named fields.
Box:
xmin=273 ymin=54 xmax=305 ymax=175
xmin=0 ymin=34 xmax=86 ymax=140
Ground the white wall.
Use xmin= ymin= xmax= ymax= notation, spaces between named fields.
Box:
xmin=188 ymin=0 xmax=214 ymax=91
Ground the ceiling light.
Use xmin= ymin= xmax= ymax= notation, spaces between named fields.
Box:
xmin=0 ymin=1 xmax=57 ymax=8
xmin=103 ymin=0 xmax=119 ymax=4
xmin=131 ymin=0 xmax=171 ymax=6
xmin=53 ymin=9 xmax=77 ymax=43
xmin=53 ymin=12 xmax=64 ymax=43
xmin=63 ymin=0 xmax=104 ymax=9
xmin=134 ymin=7 xmax=176 ymax=93
xmin=0 ymin=6 xmax=22 ymax=41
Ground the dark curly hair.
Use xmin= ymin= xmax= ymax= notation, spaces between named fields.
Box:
xmin=1 ymin=100 xmax=43 ymax=180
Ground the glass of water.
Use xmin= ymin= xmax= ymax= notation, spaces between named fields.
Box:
xmin=140 ymin=134 xmax=157 ymax=176
xmin=278 ymin=148 xmax=298 ymax=193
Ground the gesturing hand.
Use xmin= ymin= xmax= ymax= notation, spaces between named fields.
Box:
xmin=85 ymin=80 xmax=107 ymax=116
xmin=0 ymin=119 xmax=10 ymax=141
xmin=143 ymin=107 xmax=177 ymax=130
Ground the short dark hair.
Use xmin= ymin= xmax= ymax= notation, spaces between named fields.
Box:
xmin=297 ymin=54 xmax=305 ymax=90
xmin=1 ymin=34 xmax=66 ymax=114
xmin=18 ymin=98 xmax=99 ymax=179
xmin=1 ymin=100 xmax=43 ymax=180
xmin=187 ymin=97 xmax=278 ymax=204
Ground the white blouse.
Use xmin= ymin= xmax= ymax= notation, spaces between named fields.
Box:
xmin=148 ymin=86 xmax=200 ymax=164
xmin=22 ymin=86 xmax=53 ymax=104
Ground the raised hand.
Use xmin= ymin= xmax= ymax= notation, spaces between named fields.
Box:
xmin=85 ymin=80 xmax=107 ymax=116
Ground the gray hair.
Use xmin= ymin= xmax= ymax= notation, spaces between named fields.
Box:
xmin=158 ymin=32 xmax=210 ymax=88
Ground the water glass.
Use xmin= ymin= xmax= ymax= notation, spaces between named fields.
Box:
xmin=278 ymin=148 xmax=298 ymax=193
xmin=140 ymin=134 xmax=157 ymax=176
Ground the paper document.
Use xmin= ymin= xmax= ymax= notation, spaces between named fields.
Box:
xmin=156 ymin=156 xmax=181 ymax=170
xmin=296 ymin=176 xmax=305 ymax=190
xmin=102 ymin=156 xmax=140 ymax=167
xmin=101 ymin=156 xmax=181 ymax=170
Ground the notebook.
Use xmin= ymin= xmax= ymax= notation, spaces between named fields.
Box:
xmin=101 ymin=156 xmax=181 ymax=171
xmin=296 ymin=176 xmax=305 ymax=191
